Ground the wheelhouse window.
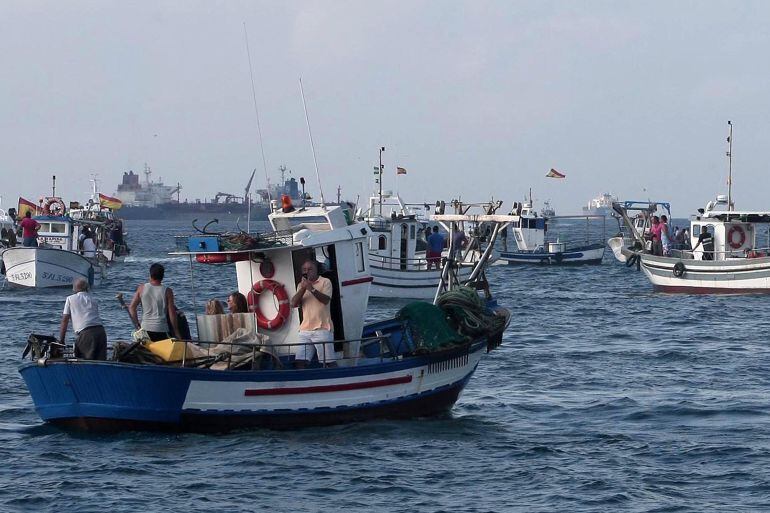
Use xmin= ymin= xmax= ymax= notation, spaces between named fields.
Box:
xmin=355 ymin=242 xmax=366 ymax=272
xmin=378 ymin=235 xmax=387 ymax=250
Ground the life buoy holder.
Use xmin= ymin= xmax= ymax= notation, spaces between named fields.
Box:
xmin=246 ymin=279 xmax=291 ymax=330
xmin=42 ymin=198 xmax=66 ymax=216
xmin=727 ymin=225 xmax=746 ymax=249
xmin=195 ymin=253 xmax=250 ymax=264
xmin=673 ymin=261 xmax=686 ymax=278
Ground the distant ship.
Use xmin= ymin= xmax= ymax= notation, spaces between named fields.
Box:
xmin=540 ymin=200 xmax=555 ymax=217
xmin=582 ymin=193 xmax=617 ymax=216
xmin=114 ymin=164 xmax=300 ymax=220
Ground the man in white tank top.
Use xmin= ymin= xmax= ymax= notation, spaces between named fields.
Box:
xmin=128 ymin=263 xmax=182 ymax=341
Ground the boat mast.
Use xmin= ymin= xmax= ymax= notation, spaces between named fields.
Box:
xmin=726 ymin=120 xmax=733 ymax=211
xmin=52 ymin=175 xmax=56 ymax=198
xmin=378 ymin=146 xmax=385 ymax=216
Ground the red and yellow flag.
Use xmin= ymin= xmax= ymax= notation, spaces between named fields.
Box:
xmin=98 ymin=193 xmax=123 ymax=210
xmin=17 ymin=197 xmax=38 ymax=218
xmin=545 ymin=168 xmax=566 ymax=178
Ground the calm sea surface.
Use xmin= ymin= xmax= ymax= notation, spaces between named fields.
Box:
xmin=1 ymin=218 xmax=769 ymax=512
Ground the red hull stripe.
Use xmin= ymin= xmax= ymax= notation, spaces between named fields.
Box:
xmin=341 ymin=276 xmax=374 ymax=287
xmin=653 ymin=285 xmax=770 ymax=294
xmin=244 ymin=374 xmax=412 ymax=396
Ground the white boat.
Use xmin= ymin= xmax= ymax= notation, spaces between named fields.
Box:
xmin=3 ymin=208 xmax=106 ymax=288
xmin=500 ymin=200 xmax=605 ymax=265
xmin=624 ymin=195 xmax=770 ymax=293
xmin=582 ymin=193 xmax=618 ymax=216
xmin=2 ymin=246 xmax=94 ymax=288
xmin=68 ymin=178 xmax=129 ymax=263
xmin=357 ymin=191 xmax=480 ymax=300
xmin=19 ymin=201 xmax=512 ymax=432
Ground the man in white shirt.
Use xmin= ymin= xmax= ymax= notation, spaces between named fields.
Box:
xmin=59 ymin=278 xmax=107 ymax=360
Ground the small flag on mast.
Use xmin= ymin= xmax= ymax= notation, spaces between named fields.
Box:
xmin=396 ymin=167 xmax=407 ymax=175
xmin=546 ymin=168 xmax=566 ymax=178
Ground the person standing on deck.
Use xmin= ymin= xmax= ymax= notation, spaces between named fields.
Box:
xmin=128 ymin=263 xmax=182 ymax=341
xmin=290 ymin=259 xmax=336 ymax=368
xmin=58 ymin=278 xmax=107 ymax=360
xmin=426 ymin=226 xmax=445 ymax=270
xmin=19 ymin=211 xmax=40 ymax=247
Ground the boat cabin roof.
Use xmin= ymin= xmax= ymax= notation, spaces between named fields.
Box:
xmin=696 ymin=210 xmax=770 ymax=223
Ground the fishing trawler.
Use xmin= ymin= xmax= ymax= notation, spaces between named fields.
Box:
xmin=616 ymin=122 xmax=770 ymax=293
xmin=358 ymin=192 xmax=483 ymax=299
xmin=19 ymin=197 xmax=514 ymax=431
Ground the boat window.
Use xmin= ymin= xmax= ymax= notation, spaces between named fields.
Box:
xmin=410 ymin=225 xmax=415 ymax=239
xmin=50 ymin=223 xmax=67 ymax=234
xmin=355 ymin=241 xmax=366 ymax=272
xmin=378 ymin=235 xmax=387 ymax=250
xmin=37 ymin=222 xmax=50 ymax=233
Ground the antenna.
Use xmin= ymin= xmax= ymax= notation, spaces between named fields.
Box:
xmin=726 ymin=120 xmax=733 ymax=211
xmin=243 ymin=22 xmax=271 ymax=228
xmin=299 ymin=78 xmax=326 ymax=208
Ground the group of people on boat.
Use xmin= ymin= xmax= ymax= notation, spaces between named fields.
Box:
xmin=647 ymin=215 xmax=690 ymax=256
xmin=424 ymin=225 xmax=469 ymax=269
xmin=57 ymin=257 xmax=338 ymax=368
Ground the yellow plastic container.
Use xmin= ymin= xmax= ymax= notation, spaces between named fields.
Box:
xmin=146 ymin=339 xmax=188 ymax=362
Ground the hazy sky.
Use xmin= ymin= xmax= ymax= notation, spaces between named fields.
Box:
xmin=2 ymin=1 xmax=769 ymax=215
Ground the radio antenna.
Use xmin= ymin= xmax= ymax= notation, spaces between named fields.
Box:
xmin=243 ymin=22 xmax=271 ymax=230
xmin=299 ymin=78 xmax=326 ymax=208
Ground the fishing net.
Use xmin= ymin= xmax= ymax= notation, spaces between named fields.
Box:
xmin=396 ymin=302 xmax=466 ymax=353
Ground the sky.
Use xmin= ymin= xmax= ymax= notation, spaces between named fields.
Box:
xmin=1 ymin=0 xmax=770 ymax=216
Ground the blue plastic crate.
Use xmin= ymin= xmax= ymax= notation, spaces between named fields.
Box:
xmin=188 ymin=236 xmax=220 ymax=252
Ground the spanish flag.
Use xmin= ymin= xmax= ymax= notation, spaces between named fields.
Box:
xmin=18 ymin=197 xmax=38 ymax=218
xmin=396 ymin=167 xmax=407 ymax=175
xmin=546 ymin=168 xmax=566 ymax=178
xmin=99 ymin=193 xmax=123 ymax=210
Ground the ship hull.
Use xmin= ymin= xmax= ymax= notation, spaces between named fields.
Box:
xmin=640 ymin=253 xmax=770 ymax=293
xmin=20 ymin=340 xmax=487 ymax=432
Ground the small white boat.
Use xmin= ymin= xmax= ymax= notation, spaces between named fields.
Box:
xmin=500 ymin=200 xmax=605 ymax=265
xmin=357 ymin=192 xmax=479 ymax=300
xmin=3 ymin=209 xmax=106 ymax=288
xmin=2 ymin=246 xmax=94 ymax=288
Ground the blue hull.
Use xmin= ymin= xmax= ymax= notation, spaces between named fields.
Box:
xmin=500 ymin=243 xmax=605 ymax=265
xmin=19 ymin=340 xmax=486 ymax=432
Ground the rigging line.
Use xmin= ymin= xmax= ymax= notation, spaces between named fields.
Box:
xmin=243 ymin=22 xmax=271 ymax=227
xmin=299 ymin=78 xmax=326 ymax=208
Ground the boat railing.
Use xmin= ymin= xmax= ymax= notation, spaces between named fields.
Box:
xmin=665 ymin=246 xmax=770 ymax=260
xmin=109 ymin=333 xmax=396 ymax=370
xmin=369 ymin=252 xmax=433 ymax=270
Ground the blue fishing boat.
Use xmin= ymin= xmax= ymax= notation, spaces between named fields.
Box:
xmin=20 ymin=200 xmax=511 ymax=431
xmin=499 ymin=199 xmax=605 ymax=265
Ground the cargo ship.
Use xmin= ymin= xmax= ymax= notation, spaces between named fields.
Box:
xmin=114 ymin=164 xmax=300 ymax=220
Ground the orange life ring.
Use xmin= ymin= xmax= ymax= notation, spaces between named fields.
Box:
xmin=42 ymin=198 xmax=66 ymax=216
xmin=246 ymin=279 xmax=291 ymax=330
xmin=195 ymin=253 xmax=250 ymax=264
xmin=727 ymin=225 xmax=746 ymax=249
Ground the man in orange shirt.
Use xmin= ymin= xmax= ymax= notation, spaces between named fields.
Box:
xmin=291 ymin=259 xmax=335 ymax=368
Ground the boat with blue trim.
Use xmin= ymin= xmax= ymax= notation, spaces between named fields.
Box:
xmin=19 ymin=200 xmax=512 ymax=432
xmin=499 ymin=199 xmax=606 ymax=265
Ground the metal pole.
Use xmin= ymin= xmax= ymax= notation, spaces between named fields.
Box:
xmin=726 ymin=120 xmax=733 ymax=212
xmin=379 ymin=146 xmax=385 ymax=216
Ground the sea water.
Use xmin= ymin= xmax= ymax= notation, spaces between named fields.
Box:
xmin=1 ymin=218 xmax=769 ymax=512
